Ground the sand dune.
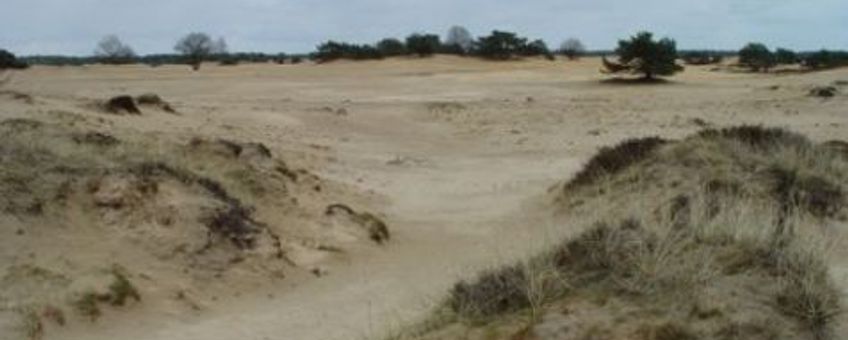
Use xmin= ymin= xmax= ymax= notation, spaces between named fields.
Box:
xmin=0 ymin=57 xmax=846 ymax=339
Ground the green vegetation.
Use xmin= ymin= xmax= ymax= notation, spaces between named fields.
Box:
xmin=0 ymin=49 xmax=29 ymax=69
xmin=405 ymin=34 xmax=441 ymax=57
xmin=739 ymin=43 xmax=776 ymax=72
xmin=602 ymin=31 xmax=683 ymax=79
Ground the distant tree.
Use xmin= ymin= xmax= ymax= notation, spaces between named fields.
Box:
xmin=680 ymin=51 xmax=724 ymax=65
xmin=602 ymin=32 xmax=682 ymax=80
xmin=0 ymin=49 xmax=28 ymax=70
xmin=522 ymin=39 xmax=555 ymax=60
xmin=774 ymin=48 xmax=797 ymax=65
xmin=738 ymin=43 xmax=775 ymax=72
xmin=95 ymin=35 xmax=136 ymax=64
xmin=445 ymin=26 xmax=474 ymax=53
xmin=405 ymin=34 xmax=440 ymax=57
xmin=312 ymin=41 xmax=383 ymax=62
xmin=560 ymin=38 xmax=586 ymax=60
xmin=174 ymin=32 xmax=215 ymax=70
xmin=376 ymin=38 xmax=406 ymax=57
xmin=474 ymin=31 xmax=527 ymax=60
xmin=801 ymin=50 xmax=848 ymax=70
xmin=212 ymin=37 xmax=229 ymax=55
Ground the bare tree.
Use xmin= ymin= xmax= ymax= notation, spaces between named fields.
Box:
xmin=445 ymin=26 xmax=474 ymax=52
xmin=212 ymin=36 xmax=229 ymax=55
xmin=560 ymin=38 xmax=586 ymax=60
xmin=95 ymin=35 xmax=136 ymax=64
xmin=174 ymin=32 xmax=214 ymax=70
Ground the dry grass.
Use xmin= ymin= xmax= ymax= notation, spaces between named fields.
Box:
xmin=566 ymin=137 xmax=667 ymax=190
xmin=396 ymin=126 xmax=845 ymax=340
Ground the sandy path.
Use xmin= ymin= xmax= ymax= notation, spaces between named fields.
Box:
xmin=55 ymin=88 xmax=580 ymax=340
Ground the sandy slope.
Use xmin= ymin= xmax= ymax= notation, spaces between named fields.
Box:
xmin=2 ymin=57 xmax=847 ymax=339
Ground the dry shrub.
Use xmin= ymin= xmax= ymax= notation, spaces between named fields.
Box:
xmin=326 ymin=203 xmax=391 ymax=244
xmin=103 ymin=95 xmax=141 ymax=115
xmin=71 ymin=132 xmax=120 ymax=147
xmin=136 ymin=93 xmax=176 ymax=113
xmin=809 ymin=86 xmax=838 ymax=98
xmin=636 ymin=321 xmax=697 ymax=340
xmin=697 ymin=125 xmax=810 ymax=151
xmin=769 ymin=166 xmax=844 ymax=221
xmin=448 ymin=264 xmax=530 ymax=320
xmin=566 ymin=137 xmax=667 ymax=189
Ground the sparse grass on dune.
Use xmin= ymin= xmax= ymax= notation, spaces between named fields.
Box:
xmin=0 ymin=116 xmax=388 ymax=337
xmin=393 ymin=126 xmax=845 ymax=340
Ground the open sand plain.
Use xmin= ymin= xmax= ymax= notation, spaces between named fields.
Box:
xmin=1 ymin=56 xmax=847 ymax=339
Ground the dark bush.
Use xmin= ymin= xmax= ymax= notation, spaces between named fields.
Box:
xmin=104 ymin=95 xmax=141 ymax=115
xmin=681 ymin=51 xmax=724 ymax=65
xmin=448 ymin=264 xmax=530 ymax=319
xmin=566 ymin=137 xmax=667 ymax=189
xmin=312 ymin=41 xmax=383 ymax=62
xmin=697 ymin=125 xmax=810 ymax=151
xmin=0 ymin=49 xmax=29 ymax=69
xmin=405 ymin=34 xmax=440 ymax=57
xmin=602 ymin=32 xmax=682 ymax=79
xmin=770 ymin=166 xmax=844 ymax=221
xmin=473 ymin=31 xmax=528 ymax=60
xmin=739 ymin=43 xmax=776 ymax=72
xmin=802 ymin=50 xmax=848 ymax=70
xmin=775 ymin=48 xmax=798 ymax=65
xmin=376 ymin=38 xmax=407 ymax=57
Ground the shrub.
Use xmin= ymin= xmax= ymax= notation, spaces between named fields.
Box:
xmin=473 ymin=30 xmax=528 ymax=60
xmin=312 ymin=41 xmax=383 ymax=62
xmin=448 ymin=264 xmax=530 ymax=320
xmin=405 ymin=34 xmax=441 ymax=57
xmin=0 ymin=49 xmax=29 ymax=69
xmin=107 ymin=269 xmax=141 ymax=306
xmin=566 ymin=137 xmax=667 ymax=189
xmin=739 ymin=43 xmax=776 ymax=72
xmin=775 ymin=48 xmax=798 ymax=65
xmin=73 ymin=292 xmax=101 ymax=321
xmin=602 ymin=32 xmax=682 ymax=79
xmin=680 ymin=51 xmax=724 ymax=65
xmin=802 ymin=50 xmax=848 ymax=70
xmin=521 ymin=39 xmax=555 ymax=60
xmin=376 ymin=38 xmax=406 ymax=57
xmin=697 ymin=125 xmax=810 ymax=151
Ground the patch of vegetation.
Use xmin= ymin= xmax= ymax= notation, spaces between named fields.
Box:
xmin=472 ymin=31 xmax=553 ymax=60
xmin=448 ymin=264 xmax=532 ymax=321
xmin=106 ymin=268 xmax=141 ymax=306
xmin=0 ymin=49 xmax=29 ymax=69
xmin=73 ymin=291 xmax=102 ymax=321
xmin=697 ymin=125 xmax=810 ymax=151
xmin=739 ymin=43 xmax=776 ymax=72
xmin=681 ymin=51 xmax=724 ymax=65
xmin=566 ymin=137 xmax=667 ymax=190
xmin=71 ymin=132 xmax=120 ymax=146
xmin=602 ymin=32 xmax=683 ymax=80
xmin=103 ymin=95 xmax=141 ymax=115
xmin=405 ymin=34 xmax=441 ymax=57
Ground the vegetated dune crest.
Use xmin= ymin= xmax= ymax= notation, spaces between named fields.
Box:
xmin=0 ymin=92 xmax=388 ymax=337
xmin=396 ymin=126 xmax=847 ymax=340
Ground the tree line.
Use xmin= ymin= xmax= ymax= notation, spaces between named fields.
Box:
xmin=2 ymin=28 xmax=847 ymax=74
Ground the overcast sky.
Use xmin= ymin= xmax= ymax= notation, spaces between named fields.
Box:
xmin=2 ymin=0 xmax=846 ymax=56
